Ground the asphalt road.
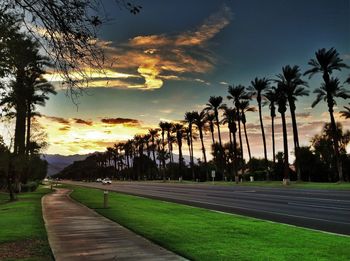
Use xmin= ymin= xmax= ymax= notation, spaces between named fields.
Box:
xmin=63 ymin=181 xmax=350 ymax=236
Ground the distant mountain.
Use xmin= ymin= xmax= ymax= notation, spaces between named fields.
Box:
xmin=43 ymin=154 xmax=92 ymax=176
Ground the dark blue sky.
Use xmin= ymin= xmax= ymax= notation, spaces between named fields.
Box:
xmin=36 ymin=0 xmax=350 ymax=155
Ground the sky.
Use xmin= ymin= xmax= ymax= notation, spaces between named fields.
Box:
xmin=2 ymin=0 xmax=350 ymax=158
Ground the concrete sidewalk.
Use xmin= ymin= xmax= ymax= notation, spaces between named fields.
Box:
xmin=42 ymin=189 xmax=184 ymax=261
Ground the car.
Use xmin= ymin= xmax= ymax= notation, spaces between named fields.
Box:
xmin=102 ymin=178 xmax=112 ymax=185
xmin=96 ymin=178 xmax=102 ymax=182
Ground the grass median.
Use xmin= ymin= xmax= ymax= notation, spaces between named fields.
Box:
xmin=68 ymin=185 xmax=350 ymax=261
xmin=0 ymin=187 xmax=53 ymax=261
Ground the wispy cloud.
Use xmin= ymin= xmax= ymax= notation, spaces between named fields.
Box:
xmin=50 ymin=5 xmax=232 ymax=90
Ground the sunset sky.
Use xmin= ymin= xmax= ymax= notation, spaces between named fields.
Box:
xmin=2 ymin=0 xmax=350 ymax=158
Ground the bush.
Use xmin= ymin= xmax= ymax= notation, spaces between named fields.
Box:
xmin=244 ymin=170 xmax=267 ymax=181
xmin=21 ymin=181 xmax=39 ymax=192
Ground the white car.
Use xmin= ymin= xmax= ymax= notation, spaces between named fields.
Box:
xmin=102 ymin=178 xmax=112 ymax=185
xmin=96 ymin=178 xmax=102 ymax=182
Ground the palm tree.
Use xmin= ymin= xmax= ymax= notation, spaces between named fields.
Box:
xmin=205 ymin=112 xmax=216 ymax=144
xmin=184 ymin=112 xmax=196 ymax=180
xmin=305 ymin=48 xmax=350 ymax=181
xmin=159 ymin=121 xmax=167 ymax=169
xmin=172 ymin=123 xmax=185 ymax=174
xmin=193 ymin=110 xmax=208 ymax=179
xmin=227 ymin=85 xmax=250 ymax=166
xmin=276 ymin=84 xmax=290 ymax=184
xmin=248 ymin=77 xmax=270 ymax=174
xmin=239 ymin=100 xmax=256 ymax=161
xmin=340 ymin=104 xmax=350 ymax=119
xmin=276 ymin=65 xmax=308 ymax=181
xmin=205 ymin=96 xmax=224 ymax=149
xmin=221 ymin=106 xmax=238 ymax=182
xmin=310 ymin=78 xmax=350 ymax=181
xmin=149 ymin=129 xmax=159 ymax=165
xmin=264 ymin=88 xmax=278 ymax=164
xmin=25 ymin=76 xmax=56 ymax=156
xmin=163 ymin=122 xmax=174 ymax=163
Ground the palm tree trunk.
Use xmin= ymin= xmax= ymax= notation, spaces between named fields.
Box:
xmin=243 ymin=122 xmax=252 ymax=161
xmin=258 ymin=101 xmax=268 ymax=171
xmin=210 ymin=124 xmax=215 ymax=144
xmin=271 ymin=116 xmax=276 ymax=164
xmin=281 ymin=112 xmax=289 ymax=183
xmin=189 ymin=128 xmax=195 ymax=180
xmin=329 ymin=108 xmax=343 ymax=181
xmin=289 ymin=103 xmax=301 ymax=181
xmin=237 ymin=115 xmax=245 ymax=176
xmin=215 ymin=111 xmax=222 ymax=148
xmin=233 ymin=130 xmax=238 ymax=184
xmin=199 ymin=127 xmax=208 ymax=180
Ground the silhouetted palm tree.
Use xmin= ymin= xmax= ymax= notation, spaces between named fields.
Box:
xmin=222 ymin=106 xmax=238 ymax=182
xmin=239 ymin=100 xmax=256 ymax=161
xmin=184 ymin=111 xmax=196 ymax=180
xmin=172 ymin=123 xmax=185 ymax=171
xmin=305 ymin=48 xmax=350 ymax=181
xmin=340 ymin=104 xmax=350 ymax=119
xmin=163 ymin=122 xmax=173 ymax=163
xmin=149 ymin=128 xmax=159 ymax=164
xmin=159 ymin=121 xmax=167 ymax=169
xmin=276 ymin=65 xmax=308 ymax=181
xmin=193 ymin=110 xmax=208 ymax=179
xmin=264 ymin=88 xmax=278 ymax=164
xmin=248 ymin=77 xmax=270 ymax=173
xmin=205 ymin=96 xmax=224 ymax=149
xmin=227 ymin=84 xmax=249 ymax=165
xmin=276 ymin=84 xmax=290 ymax=183
xmin=205 ymin=112 xmax=216 ymax=144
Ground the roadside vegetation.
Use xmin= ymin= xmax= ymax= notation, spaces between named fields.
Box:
xmin=0 ymin=187 xmax=52 ymax=261
xmin=69 ymin=185 xmax=350 ymax=261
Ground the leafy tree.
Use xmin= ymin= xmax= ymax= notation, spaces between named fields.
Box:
xmin=305 ymin=47 xmax=350 ymax=181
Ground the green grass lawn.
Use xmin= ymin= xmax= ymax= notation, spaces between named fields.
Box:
xmin=68 ymin=185 xmax=350 ymax=261
xmin=137 ymin=180 xmax=350 ymax=190
xmin=0 ymin=188 xmax=53 ymax=261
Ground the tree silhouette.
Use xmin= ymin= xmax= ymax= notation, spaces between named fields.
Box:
xmin=275 ymin=65 xmax=308 ymax=181
xmin=172 ymin=123 xmax=185 ymax=176
xmin=248 ymin=77 xmax=270 ymax=175
xmin=275 ymin=84 xmax=290 ymax=183
xmin=193 ymin=110 xmax=208 ymax=179
xmin=205 ymin=96 xmax=224 ymax=149
xmin=305 ymin=48 xmax=350 ymax=181
xmin=184 ymin=112 xmax=196 ymax=180
xmin=239 ymin=99 xmax=256 ymax=162
xmin=264 ymin=88 xmax=278 ymax=164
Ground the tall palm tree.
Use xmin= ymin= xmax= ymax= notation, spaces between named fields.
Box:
xmin=184 ymin=111 xmax=196 ymax=180
xmin=305 ymin=48 xmax=350 ymax=182
xmin=221 ymin=106 xmax=238 ymax=182
xmin=340 ymin=104 xmax=350 ymax=119
xmin=25 ymin=76 xmax=56 ymax=156
xmin=264 ymin=88 xmax=278 ymax=164
xmin=275 ymin=65 xmax=308 ymax=181
xmin=193 ymin=110 xmax=208 ymax=179
xmin=163 ymin=122 xmax=174 ymax=163
xmin=205 ymin=96 xmax=224 ymax=149
xmin=159 ymin=121 xmax=167 ymax=169
xmin=227 ymin=85 xmax=249 ymax=165
xmin=310 ymin=78 xmax=350 ymax=181
xmin=248 ymin=77 xmax=270 ymax=174
xmin=239 ymin=100 xmax=256 ymax=161
xmin=172 ymin=123 xmax=185 ymax=173
xmin=149 ymin=128 xmax=159 ymax=165
xmin=276 ymin=84 xmax=290 ymax=184
xmin=205 ymin=112 xmax=216 ymax=144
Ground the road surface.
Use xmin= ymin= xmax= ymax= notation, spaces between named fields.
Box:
xmin=62 ymin=181 xmax=350 ymax=236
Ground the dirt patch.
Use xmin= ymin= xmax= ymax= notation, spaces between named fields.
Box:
xmin=0 ymin=239 xmax=50 ymax=260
